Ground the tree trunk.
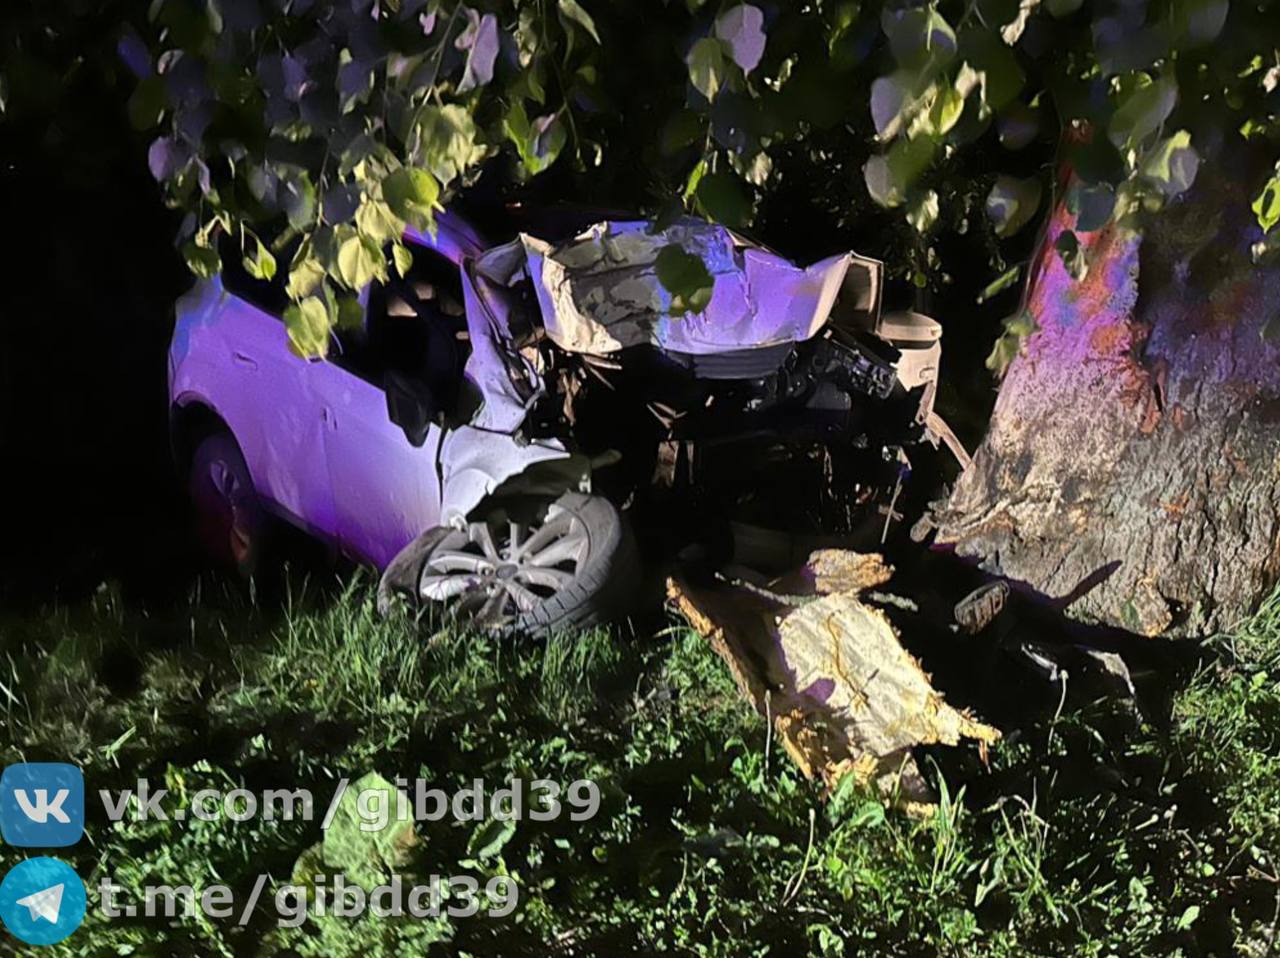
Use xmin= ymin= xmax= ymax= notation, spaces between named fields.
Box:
xmin=929 ymin=171 xmax=1280 ymax=637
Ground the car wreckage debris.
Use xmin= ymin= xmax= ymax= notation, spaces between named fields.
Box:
xmin=668 ymin=549 xmax=1000 ymax=810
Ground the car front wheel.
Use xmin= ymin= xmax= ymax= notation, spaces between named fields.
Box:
xmin=391 ymin=492 xmax=638 ymax=636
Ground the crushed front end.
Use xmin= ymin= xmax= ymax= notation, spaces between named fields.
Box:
xmin=472 ymin=218 xmax=960 ymax=557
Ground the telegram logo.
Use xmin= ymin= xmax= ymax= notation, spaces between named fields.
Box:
xmin=0 ymin=763 xmax=85 ymax=847
xmin=0 ymin=857 xmax=87 ymax=945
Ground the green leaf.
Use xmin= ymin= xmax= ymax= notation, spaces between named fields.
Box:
xmin=182 ymin=242 xmax=221 ymax=279
xmin=467 ymin=817 xmax=518 ymax=860
xmin=243 ymin=235 xmax=276 ymax=281
xmin=976 ymin=264 xmax=1021 ymax=303
xmin=846 ymin=800 xmax=887 ymax=830
xmin=870 ymin=73 xmax=910 ymax=139
xmin=392 ymin=242 xmax=414 ymax=279
xmin=281 ymin=171 xmax=317 ymax=230
xmin=655 ymin=244 xmax=715 ymax=315
xmin=1068 ymin=182 xmax=1117 ymax=232
xmin=925 ymin=84 xmax=965 ymax=137
xmin=382 ymin=167 xmax=441 ymax=232
xmin=504 ymin=102 xmax=568 ymax=176
xmin=1171 ymin=0 xmax=1228 ymax=47
xmin=887 ymin=135 xmax=937 ymax=192
xmin=128 ymin=75 xmax=167 ymax=130
xmin=696 ymin=169 xmax=751 ymax=228
xmin=738 ymin=150 xmax=773 ymax=187
xmin=714 ymin=4 xmax=767 ymax=73
xmin=986 ymin=175 xmax=1042 ymax=237
xmin=687 ymin=37 xmax=728 ymax=102
xmin=335 ymin=294 xmax=364 ymax=331
xmin=906 ymin=189 xmax=940 ymax=233
xmin=1175 ymin=905 xmax=1201 ymax=930
xmin=337 ymin=49 xmax=374 ymax=114
xmin=1252 ymin=172 xmax=1280 ymax=234
xmin=284 ymin=296 xmax=331 ymax=359
xmin=661 ymin=110 xmax=705 ymax=155
xmin=1140 ymin=130 xmax=1199 ymax=198
xmin=319 ymin=772 xmax=416 ymax=888
xmin=1128 ymin=876 xmax=1149 ymax=906
xmin=334 ymin=227 xmax=387 ymax=290
xmin=865 ymin=136 xmax=936 ymax=210
xmin=882 ymin=7 xmax=956 ymax=70
xmin=557 ymin=0 xmax=601 ymax=43
xmin=864 ymin=154 xmax=905 ymax=208
xmin=532 ymin=114 xmax=569 ymax=173
xmin=286 ymin=241 xmax=326 ymax=300
xmin=682 ymin=156 xmax=708 ymax=203
xmin=960 ymin=30 xmax=1024 ymax=112
xmin=356 ymin=197 xmax=406 ymax=244
xmin=413 ymin=105 xmax=486 ymax=186
xmin=1108 ymin=74 xmax=1177 ymax=151
xmin=985 ymin=310 xmax=1039 ymax=374
xmin=1055 ymin=229 xmax=1089 ymax=280
xmin=505 ymin=96 xmax=533 ymax=144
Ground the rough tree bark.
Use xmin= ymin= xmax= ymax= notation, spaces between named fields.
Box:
xmin=929 ymin=170 xmax=1280 ymax=637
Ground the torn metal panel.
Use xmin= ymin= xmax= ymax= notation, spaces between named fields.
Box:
xmin=510 ymin=219 xmax=884 ymax=357
xmin=669 ymin=551 xmax=999 ymax=807
xmin=458 ymin=265 xmax=542 ymax=433
xmin=438 ymin=425 xmax=575 ymax=526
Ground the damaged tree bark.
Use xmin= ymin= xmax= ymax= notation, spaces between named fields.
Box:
xmin=669 ymin=551 xmax=999 ymax=810
xmin=930 ymin=170 xmax=1280 ymax=637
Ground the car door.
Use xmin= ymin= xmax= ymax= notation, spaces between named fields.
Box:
xmin=205 ymin=250 xmax=339 ymax=540
xmin=311 ymin=249 xmax=468 ymax=568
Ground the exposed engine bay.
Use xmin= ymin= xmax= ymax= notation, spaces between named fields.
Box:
xmin=468 ymin=217 xmax=963 ymax=556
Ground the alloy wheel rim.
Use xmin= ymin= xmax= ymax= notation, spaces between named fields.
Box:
xmin=420 ymin=509 xmax=590 ymax=627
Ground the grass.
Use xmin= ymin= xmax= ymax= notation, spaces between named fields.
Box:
xmin=1 ymin=573 xmax=1279 ymax=956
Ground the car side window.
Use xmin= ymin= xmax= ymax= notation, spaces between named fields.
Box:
xmin=219 ymin=237 xmax=296 ymax=317
xmin=330 ymin=246 xmax=468 ymax=393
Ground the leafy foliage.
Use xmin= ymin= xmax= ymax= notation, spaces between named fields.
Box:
xmin=43 ymin=0 xmax=1272 ymax=357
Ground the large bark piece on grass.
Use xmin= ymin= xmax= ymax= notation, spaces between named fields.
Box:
xmin=668 ymin=552 xmax=999 ymax=810
xmin=931 ymin=175 xmax=1280 ymax=637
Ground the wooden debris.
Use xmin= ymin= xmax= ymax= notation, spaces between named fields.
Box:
xmin=669 ymin=550 xmax=999 ymax=808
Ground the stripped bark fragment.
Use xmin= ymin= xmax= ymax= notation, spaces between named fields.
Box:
xmin=668 ymin=551 xmax=999 ymax=808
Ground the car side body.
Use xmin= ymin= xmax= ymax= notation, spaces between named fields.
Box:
xmin=168 ymin=211 xmax=572 ymax=570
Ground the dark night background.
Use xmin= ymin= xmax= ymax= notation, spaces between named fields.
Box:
xmin=0 ymin=4 xmax=191 ymax=608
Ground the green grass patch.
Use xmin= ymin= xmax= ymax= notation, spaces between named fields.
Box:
xmin=1 ymin=575 xmax=1278 ymax=955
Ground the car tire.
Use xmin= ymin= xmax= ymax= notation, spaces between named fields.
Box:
xmin=188 ymin=431 xmax=264 ymax=577
xmin=394 ymin=492 xmax=639 ymax=637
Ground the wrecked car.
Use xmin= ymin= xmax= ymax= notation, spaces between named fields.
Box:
xmin=169 ymin=213 xmax=960 ymax=633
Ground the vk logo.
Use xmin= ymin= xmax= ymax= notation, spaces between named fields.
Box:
xmin=0 ymin=764 xmax=85 ymax=847
xmin=0 ymin=857 xmax=87 ymax=945
xmin=16 ymin=789 xmax=72 ymax=825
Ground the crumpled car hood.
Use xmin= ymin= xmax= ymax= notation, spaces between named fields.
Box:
xmin=476 ymin=218 xmax=883 ymax=356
